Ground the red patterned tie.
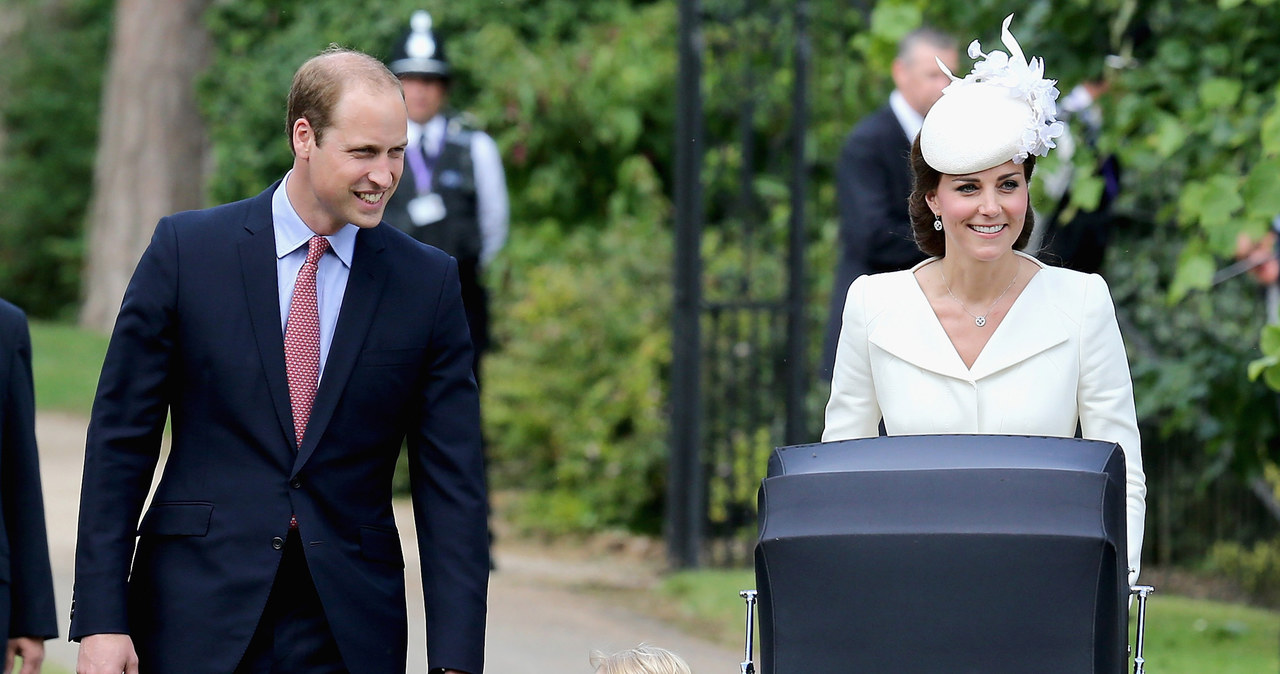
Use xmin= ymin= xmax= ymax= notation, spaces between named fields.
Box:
xmin=284 ymin=235 xmax=330 ymax=447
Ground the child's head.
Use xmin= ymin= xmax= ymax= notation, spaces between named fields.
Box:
xmin=589 ymin=644 xmax=692 ymax=674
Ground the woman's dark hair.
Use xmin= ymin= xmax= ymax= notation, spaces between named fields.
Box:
xmin=907 ymin=135 xmax=1037 ymax=258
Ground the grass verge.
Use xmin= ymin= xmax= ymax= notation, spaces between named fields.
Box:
xmin=40 ymin=662 xmax=72 ymax=674
xmin=651 ymin=568 xmax=1280 ymax=672
xmin=29 ymin=319 xmax=110 ymax=416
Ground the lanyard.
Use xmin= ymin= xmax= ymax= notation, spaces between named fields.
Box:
xmin=406 ymin=126 xmax=448 ymax=195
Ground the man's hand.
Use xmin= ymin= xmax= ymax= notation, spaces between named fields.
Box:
xmin=76 ymin=634 xmax=139 ymax=674
xmin=1236 ymin=231 xmax=1279 ymax=285
xmin=5 ymin=638 xmax=45 ymax=674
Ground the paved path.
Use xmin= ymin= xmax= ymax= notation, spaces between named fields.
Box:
xmin=34 ymin=412 xmax=740 ymax=673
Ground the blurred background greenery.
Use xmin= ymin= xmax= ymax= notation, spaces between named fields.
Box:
xmin=6 ymin=0 xmax=1280 ymax=625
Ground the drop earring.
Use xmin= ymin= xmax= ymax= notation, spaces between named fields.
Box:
xmin=933 ymin=214 xmax=943 ymax=231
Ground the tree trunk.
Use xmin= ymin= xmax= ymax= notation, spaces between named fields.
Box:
xmin=79 ymin=0 xmax=211 ymax=333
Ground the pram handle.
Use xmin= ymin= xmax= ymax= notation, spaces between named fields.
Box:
xmin=1130 ymin=585 xmax=1155 ymax=674
xmin=739 ymin=590 xmax=757 ymax=674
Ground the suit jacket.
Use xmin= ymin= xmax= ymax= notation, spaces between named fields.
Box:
xmin=823 ymin=253 xmax=1145 ymax=582
xmin=822 ymin=105 xmax=927 ymax=380
xmin=70 ymin=183 xmax=489 ymax=674
xmin=0 ymin=299 xmax=58 ymax=642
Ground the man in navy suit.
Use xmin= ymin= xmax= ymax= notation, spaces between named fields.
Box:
xmin=0 ymin=299 xmax=58 ymax=673
xmin=71 ymin=48 xmax=488 ymax=674
xmin=820 ymin=28 xmax=958 ymax=381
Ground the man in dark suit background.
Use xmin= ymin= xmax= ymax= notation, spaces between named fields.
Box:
xmin=0 ymin=299 xmax=58 ymax=673
xmin=820 ymin=28 xmax=958 ymax=381
xmin=71 ymin=47 xmax=488 ymax=674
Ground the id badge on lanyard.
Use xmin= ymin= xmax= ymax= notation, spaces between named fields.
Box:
xmin=406 ymin=129 xmax=449 ymax=227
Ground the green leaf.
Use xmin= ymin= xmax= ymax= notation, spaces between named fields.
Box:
xmin=1262 ymin=98 xmax=1280 ymax=157
xmin=753 ymin=175 xmax=789 ymax=202
xmin=1176 ymin=175 xmax=1245 ymax=254
xmin=1151 ymin=114 xmax=1188 ymax=158
xmin=1248 ymin=355 xmax=1278 ymax=381
xmin=1176 ymin=180 xmax=1211 ymax=228
xmin=1167 ymin=245 xmax=1216 ymax=303
xmin=1068 ymin=174 xmax=1105 ymax=213
xmin=868 ymin=2 xmax=922 ymax=44
xmin=1219 ymin=0 xmax=1248 ymax=11
xmin=1243 ymin=159 xmax=1280 ymax=220
xmin=1199 ymin=78 xmax=1243 ymax=109
xmin=1254 ymin=326 xmax=1280 ymax=355
xmin=1264 ymin=363 xmax=1280 ymax=391
xmin=1198 ymin=174 xmax=1246 ymax=253
xmin=1262 ymin=324 xmax=1280 ymax=354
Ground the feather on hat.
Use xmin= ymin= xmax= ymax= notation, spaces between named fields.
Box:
xmin=920 ymin=15 xmax=1064 ymax=174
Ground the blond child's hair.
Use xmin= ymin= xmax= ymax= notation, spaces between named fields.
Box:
xmin=589 ymin=644 xmax=693 ymax=674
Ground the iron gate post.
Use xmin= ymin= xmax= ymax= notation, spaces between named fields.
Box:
xmin=668 ymin=0 xmax=706 ymax=570
xmin=785 ymin=0 xmax=811 ymax=446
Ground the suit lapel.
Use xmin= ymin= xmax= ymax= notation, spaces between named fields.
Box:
xmin=238 ymin=185 xmax=298 ymax=451
xmin=293 ymin=225 xmax=389 ymax=473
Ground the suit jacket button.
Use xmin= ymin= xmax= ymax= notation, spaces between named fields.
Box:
xmin=290 ymin=478 xmax=302 ymax=489
xmin=272 ymin=536 xmax=284 ymax=550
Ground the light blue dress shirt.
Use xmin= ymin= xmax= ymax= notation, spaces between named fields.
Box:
xmin=272 ymin=171 xmax=358 ymax=379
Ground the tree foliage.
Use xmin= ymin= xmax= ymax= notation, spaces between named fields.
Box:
xmin=4 ymin=0 xmax=1280 ymax=537
xmin=0 ymin=0 xmax=113 ymax=318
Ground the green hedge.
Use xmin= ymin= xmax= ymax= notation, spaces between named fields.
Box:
xmin=483 ymin=159 xmax=672 ymax=534
xmin=1209 ymin=539 xmax=1280 ymax=608
xmin=8 ymin=0 xmax=1280 ymax=543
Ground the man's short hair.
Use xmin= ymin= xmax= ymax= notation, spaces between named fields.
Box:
xmin=897 ymin=26 xmax=958 ymax=63
xmin=286 ymin=45 xmax=403 ymax=153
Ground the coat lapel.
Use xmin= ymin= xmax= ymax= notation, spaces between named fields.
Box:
xmin=868 ymin=275 xmax=972 ymax=382
xmin=292 ymin=225 xmax=389 ymax=473
xmin=238 ymin=184 xmax=298 ymax=451
xmin=968 ymin=271 xmax=1068 ymax=380
xmin=867 ymin=263 xmax=1069 ymax=383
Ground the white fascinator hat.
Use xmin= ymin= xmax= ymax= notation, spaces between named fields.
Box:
xmin=920 ymin=14 xmax=1065 ymax=175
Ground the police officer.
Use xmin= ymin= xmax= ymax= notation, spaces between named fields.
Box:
xmin=385 ymin=10 xmax=509 ymax=386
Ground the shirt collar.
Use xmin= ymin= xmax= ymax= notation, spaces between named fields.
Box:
xmin=272 ymin=171 xmax=358 ymax=267
xmin=888 ymin=90 xmax=925 ymax=144
xmin=407 ymin=115 xmax=446 ymax=150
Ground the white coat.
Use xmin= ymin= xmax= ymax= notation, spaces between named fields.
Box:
xmin=824 ymin=252 xmax=1146 ymax=583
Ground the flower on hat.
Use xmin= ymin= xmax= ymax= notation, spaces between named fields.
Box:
xmin=935 ymin=14 xmax=1064 ymax=164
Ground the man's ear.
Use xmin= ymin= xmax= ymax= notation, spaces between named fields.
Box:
xmin=292 ymin=117 xmax=314 ymax=158
xmin=890 ymin=57 xmax=905 ymax=86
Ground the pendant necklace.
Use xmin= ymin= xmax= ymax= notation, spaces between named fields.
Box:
xmin=940 ymin=264 xmax=1019 ymax=328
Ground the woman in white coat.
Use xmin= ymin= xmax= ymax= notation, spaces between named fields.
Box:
xmin=823 ymin=15 xmax=1146 ymax=585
